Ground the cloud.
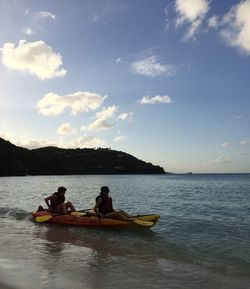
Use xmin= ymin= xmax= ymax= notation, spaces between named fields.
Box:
xmin=0 ymin=131 xmax=105 ymax=149
xmin=113 ymin=135 xmax=127 ymax=142
xmin=66 ymin=135 xmax=105 ymax=148
xmin=16 ymin=137 xmax=56 ymax=149
xmin=116 ymin=57 xmax=123 ymax=63
xmin=139 ymin=95 xmax=173 ymax=105
xmin=38 ymin=91 xmax=107 ymax=116
xmin=0 ymin=133 xmax=56 ymax=149
xmin=175 ymin=0 xmax=210 ymax=40
xmin=81 ymin=105 xmax=118 ymax=131
xmin=204 ymin=153 xmax=231 ymax=165
xmin=220 ymin=0 xmax=250 ymax=55
xmin=0 ymin=131 xmax=12 ymax=142
xmin=91 ymin=2 xmax=128 ymax=24
xmin=221 ymin=142 xmax=230 ymax=148
xmin=118 ymin=112 xmax=133 ymax=121
xmin=208 ymin=15 xmax=219 ymax=29
xmin=94 ymin=105 xmax=118 ymax=120
xmin=131 ymin=55 xmax=176 ymax=77
xmin=35 ymin=11 xmax=56 ymax=20
xmin=57 ymin=123 xmax=76 ymax=135
xmin=81 ymin=107 xmax=133 ymax=132
xmin=1 ymin=40 xmax=66 ymax=79
xmin=22 ymin=27 xmax=34 ymax=35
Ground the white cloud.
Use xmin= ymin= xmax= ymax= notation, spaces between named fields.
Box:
xmin=0 ymin=132 xmax=56 ymax=149
xmin=81 ymin=107 xmax=133 ymax=132
xmin=81 ymin=105 xmax=118 ymax=131
xmin=22 ymin=27 xmax=34 ymax=35
xmin=1 ymin=40 xmax=66 ymax=79
xmin=17 ymin=137 xmax=56 ymax=149
xmin=88 ymin=119 xmax=115 ymax=131
xmin=204 ymin=153 xmax=231 ymax=165
xmin=113 ymin=136 xmax=127 ymax=142
xmin=175 ymin=0 xmax=210 ymax=40
xmin=57 ymin=123 xmax=76 ymax=135
xmin=139 ymin=95 xmax=173 ymax=105
xmin=0 ymin=131 xmax=12 ymax=142
xmin=131 ymin=55 xmax=176 ymax=77
xmin=35 ymin=11 xmax=56 ymax=20
xmin=239 ymin=140 xmax=247 ymax=145
xmin=208 ymin=15 xmax=219 ymax=29
xmin=221 ymin=142 xmax=230 ymax=148
xmin=0 ymin=131 xmax=105 ymax=150
xmin=38 ymin=91 xmax=107 ymax=116
xmin=95 ymin=105 xmax=118 ymax=120
xmin=116 ymin=57 xmax=123 ymax=63
xmin=118 ymin=112 xmax=133 ymax=121
xmin=66 ymin=135 xmax=105 ymax=148
xmin=220 ymin=0 xmax=250 ymax=55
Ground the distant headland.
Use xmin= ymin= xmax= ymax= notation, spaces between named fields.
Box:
xmin=0 ymin=137 xmax=166 ymax=176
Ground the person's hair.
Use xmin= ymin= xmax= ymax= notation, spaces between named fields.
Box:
xmin=58 ymin=186 xmax=67 ymax=193
xmin=101 ymin=186 xmax=109 ymax=193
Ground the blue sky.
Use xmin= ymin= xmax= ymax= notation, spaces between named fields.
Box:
xmin=0 ymin=0 xmax=249 ymax=173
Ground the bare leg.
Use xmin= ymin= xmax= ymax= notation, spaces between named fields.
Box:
xmin=66 ymin=202 xmax=76 ymax=212
xmin=104 ymin=211 xmax=132 ymax=220
xmin=117 ymin=210 xmax=133 ymax=218
xmin=53 ymin=203 xmax=67 ymax=214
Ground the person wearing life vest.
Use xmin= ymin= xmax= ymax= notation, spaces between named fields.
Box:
xmin=94 ymin=186 xmax=133 ymax=220
xmin=44 ymin=186 xmax=76 ymax=214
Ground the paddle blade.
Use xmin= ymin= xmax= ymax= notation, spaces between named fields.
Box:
xmin=35 ymin=215 xmax=52 ymax=223
xmin=71 ymin=211 xmax=87 ymax=217
xmin=133 ymin=219 xmax=154 ymax=227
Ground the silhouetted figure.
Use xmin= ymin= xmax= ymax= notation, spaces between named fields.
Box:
xmin=45 ymin=186 xmax=76 ymax=214
xmin=94 ymin=186 xmax=132 ymax=220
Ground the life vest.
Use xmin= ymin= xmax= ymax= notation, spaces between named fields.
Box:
xmin=50 ymin=192 xmax=65 ymax=208
xmin=96 ymin=195 xmax=114 ymax=214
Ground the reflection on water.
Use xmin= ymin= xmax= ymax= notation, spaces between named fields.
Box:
xmin=34 ymin=224 xmax=158 ymax=257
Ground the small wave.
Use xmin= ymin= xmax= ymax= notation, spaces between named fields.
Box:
xmin=0 ymin=207 xmax=30 ymax=221
xmin=193 ymin=257 xmax=250 ymax=276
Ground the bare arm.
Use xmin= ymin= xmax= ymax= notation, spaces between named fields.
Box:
xmin=44 ymin=196 xmax=52 ymax=208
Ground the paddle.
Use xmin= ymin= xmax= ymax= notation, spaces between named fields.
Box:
xmin=35 ymin=214 xmax=52 ymax=222
xmin=78 ymin=208 xmax=155 ymax=227
xmin=71 ymin=211 xmax=88 ymax=217
xmin=77 ymin=208 xmax=94 ymax=213
xmin=131 ymin=219 xmax=154 ymax=227
xmin=35 ymin=211 xmax=88 ymax=222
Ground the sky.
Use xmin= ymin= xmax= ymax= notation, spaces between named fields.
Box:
xmin=0 ymin=0 xmax=250 ymax=173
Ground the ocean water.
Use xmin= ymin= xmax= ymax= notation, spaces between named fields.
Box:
xmin=0 ymin=174 xmax=249 ymax=289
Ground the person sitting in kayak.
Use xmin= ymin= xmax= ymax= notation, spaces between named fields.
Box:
xmin=44 ymin=186 xmax=76 ymax=214
xmin=94 ymin=186 xmax=133 ymax=220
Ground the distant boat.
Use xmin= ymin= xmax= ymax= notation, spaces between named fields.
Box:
xmin=187 ymin=172 xmax=193 ymax=175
